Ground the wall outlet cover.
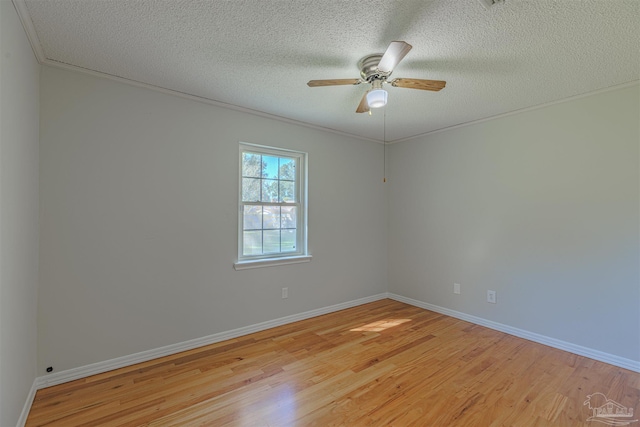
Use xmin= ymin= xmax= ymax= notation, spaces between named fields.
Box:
xmin=487 ymin=290 xmax=497 ymax=304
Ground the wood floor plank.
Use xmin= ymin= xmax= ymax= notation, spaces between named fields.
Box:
xmin=26 ymin=299 xmax=639 ymax=426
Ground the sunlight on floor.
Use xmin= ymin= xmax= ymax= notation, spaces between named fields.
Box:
xmin=350 ymin=319 xmax=411 ymax=332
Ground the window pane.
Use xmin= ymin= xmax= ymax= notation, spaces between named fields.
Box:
xmin=239 ymin=145 xmax=306 ymax=261
xmin=243 ymin=231 xmax=262 ymax=256
xmin=262 ymin=156 xmax=278 ymax=178
xmin=279 ymin=158 xmax=295 ymax=180
xmin=243 ymin=206 xmax=262 ymax=230
xmin=263 ymin=230 xmax=280 ymax=254
xmin=279 ymin=180 xmax=295 ymax=202
xmin=242 ymin=153 xmax=262 ymax=178
xmin=242 ymin=178 xmax=260 ymax=202
xmin=261 ymin=179 xmax=278 ymax=202
xmin=263 ymin=206 xmax=280 ymax=229
xmin=281 ymin=206 xmax=297 ymax=229
xmin=281 ymin=230 xmax=296 ymax=252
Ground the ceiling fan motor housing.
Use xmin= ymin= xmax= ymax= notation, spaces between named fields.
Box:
xmin=358 ymin=54 xmax=392 ymax=82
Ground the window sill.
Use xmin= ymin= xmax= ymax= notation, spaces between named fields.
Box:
xmin=233 ymin=255 xmax=312 ymax=271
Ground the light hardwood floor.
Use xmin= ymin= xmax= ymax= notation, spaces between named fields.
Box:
xmin=26 ymin=299 xmax=639 ymax=426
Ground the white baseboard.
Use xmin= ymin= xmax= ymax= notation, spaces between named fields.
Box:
xmin=35 ymin=293 xmax=389 ymax=390
xmin=388 ymin=293 xmax=640 ymax=373
xmin=23 ymin=291 xmax=638 ymax=426
xmin=16 ymin=378 xmax=37 ymax=427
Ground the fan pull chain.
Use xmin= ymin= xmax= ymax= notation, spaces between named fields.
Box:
xmin=383 ymin=107 xmax=387 ymax=183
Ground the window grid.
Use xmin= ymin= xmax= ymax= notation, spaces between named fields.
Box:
xmin=242 ymin=206 xmax=297 ymax=254
xmin=239 ymin=145 xmax=306 ymax=261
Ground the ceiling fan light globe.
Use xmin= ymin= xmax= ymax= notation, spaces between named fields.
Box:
xmin=367 ymin=89 xmax=388 ymax=108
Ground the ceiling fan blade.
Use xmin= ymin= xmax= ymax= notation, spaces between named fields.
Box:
xmin=307 ymin=79 xmax=361 ymax=87
xmin=390 ymin=78 xmax=446 ymax=91
xmin=356 ymin=91 xmax=370 ymax=113
xmin=377 ymin=41 xmax=413 ymax=73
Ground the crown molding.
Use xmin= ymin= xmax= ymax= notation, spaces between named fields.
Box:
xmin=390 ymin=80 xmax=640 ymax=144
xmin=44 ymin=58 xmax=383 ymax=144
xmin=11 ymin=0 xmax=45 ymax=62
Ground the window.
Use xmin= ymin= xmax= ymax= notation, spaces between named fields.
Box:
xmin=235 ymin=143 xmax=309 ymax=269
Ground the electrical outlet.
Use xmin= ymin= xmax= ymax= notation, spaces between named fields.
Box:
xmin=282 ymin=287 xmax=288 ymax=299
xmin=487 ymin=290 xmax=497 ymax=304
xmin=453 ymin=283 xmax=461 ymax=294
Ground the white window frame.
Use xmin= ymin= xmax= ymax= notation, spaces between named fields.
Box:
xmin=234 ymin=143 xmax=310 ymax=270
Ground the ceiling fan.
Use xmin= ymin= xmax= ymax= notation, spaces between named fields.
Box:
xmin=307 ymin=41 xmax=446 ymax=113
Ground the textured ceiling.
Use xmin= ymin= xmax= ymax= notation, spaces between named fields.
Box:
xmin=17 ymin=0 xmax=640 ymax=142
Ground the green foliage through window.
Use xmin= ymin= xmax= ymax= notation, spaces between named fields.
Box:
xmin=241 ymin=153 xmax=296 ymax=203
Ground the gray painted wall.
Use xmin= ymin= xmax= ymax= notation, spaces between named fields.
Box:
xmin=388 ymin=85 xmax=639 ymax=362
xmin=38 ymin=66 xmax=388 ymax=373
xmin=0 ymin=1 xmax=40 ymax=425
